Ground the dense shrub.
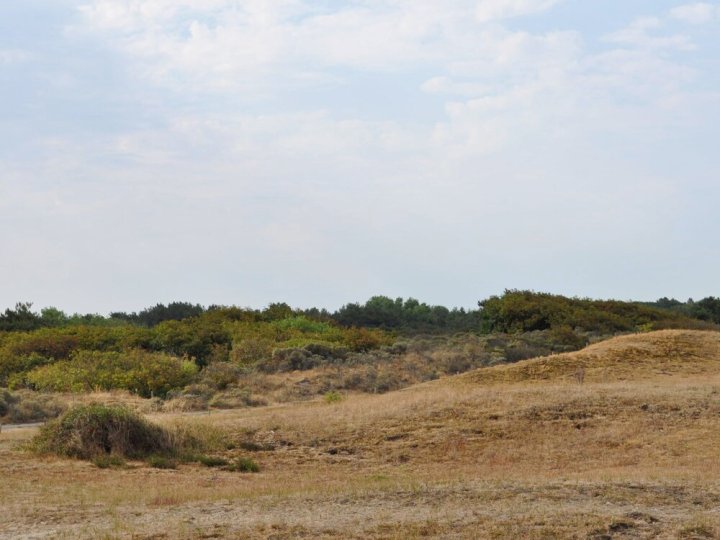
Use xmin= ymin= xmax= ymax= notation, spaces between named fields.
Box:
xmin=0 ymin=389 xmax=13 ymax=417
xmin=479 ymin=290 xmax=698 ymax=334
xmin=200 ymin=362 xmax=242 ymax=390
xmin=333 ymin=296 xmax=481 ymax=333
xmin=24 ymin=350 xmax=198 ymax=397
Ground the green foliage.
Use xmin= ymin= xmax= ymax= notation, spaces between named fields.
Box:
xmin=3 ymin=292 xmax=715 ymax=402
xmin=146 ymin=455 xmax=178 ymax=469
xmin=200 ymin=362 xmax=242 ymax=390
xmin=195 ymin=455 xmax=229 ymax=467
xmin=225 ymin=457 xmax=260 ymax=473
xmin=0 ymin=302 xmax=44 ymax=332
xmin=323 ymin=390 xmax=344 ymax=404
xmin=334 ymin=296 xmax=480 ymax=333
xmin=0 ymin=389 xmax=14 ymax=417
xmin=32 ymin=404 xmax=172 ymax=459
xmin=24 ymin=350 xmax=198 ymax=397
xmin=262 ymin=302 xmax=294 ymax=321
xmin=478 ymin=290 xmax=698 ymax=334
xmin=274 ymin=316 xmax=333 ymax=334
xmin=669 ymin=296 xmax=720 ymax=325
xmin=151 ymin=318 xmax=231 ymax=366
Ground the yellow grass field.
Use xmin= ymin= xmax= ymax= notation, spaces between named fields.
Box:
xmin=3 ymin=330 xmax=720 ymax=539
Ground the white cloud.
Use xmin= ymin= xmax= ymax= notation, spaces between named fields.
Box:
xmin=0 ymin=49 xmax=29 ymax=64
xmin=670 ymin=3 xmax=719 ymax=24
xmin=605 ymin=17 xmax=696 ymax=50
xmin=475 ymin=0 xmax=563 ymax=22
xmin=75 ymin=1 xmax=572 ymax=93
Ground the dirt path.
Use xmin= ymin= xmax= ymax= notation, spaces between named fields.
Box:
xmin=0 ymin=422 xmax=43 ymax=432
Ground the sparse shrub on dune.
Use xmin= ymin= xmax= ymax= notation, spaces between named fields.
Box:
xmin=225 ymin=457 xmax=260 ymax=473
xmin=31 ymin=403 xmax=236 ymax=472
xmin=200 ymin=361 xmax=243 ymax=391
xmin=195 ymin=455 xmax=228 ymax=467
xmin=146 ymin=455 xmax=178 ymax=469
xmin=323 ymin=390 xmax=343 ymax=403
xmin=0 ymin=389 xmax=65 ymax=424
xmin=208 ymin=387 xmax=267 ymax=409
xmin=31 ymin=404 xmax=173 ymax=460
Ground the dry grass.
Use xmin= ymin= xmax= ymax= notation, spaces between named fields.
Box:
xmin=463 ymin=329 xmax=720 ymax=385
xmin=2 ymin=330 xmax=720 ymax=538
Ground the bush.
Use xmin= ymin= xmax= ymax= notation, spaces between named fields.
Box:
xmin=208 ymin=388 xmax=267 ymax=409
xmin=0 ymin=389 xmax=14 ymax=417
xmin=24 ymin=350 xmax=198 ymax=397
xmin=146 ymin=455 xmax=178 ymax=469
xmin=225 ymin=457 xmax=260 ymax=473
xmin=32 ymin=404 xmax=172 ymax=459
xmin=323 ymin=390 xmax=344 ymax=404
xmin=196 ymin=455 xmax=228 ymax=467
xmin=200 ymin=362 xmax=242 ymax=390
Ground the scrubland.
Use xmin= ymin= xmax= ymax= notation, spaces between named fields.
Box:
xmin=2 ymin=330 xmax=720 ymax=539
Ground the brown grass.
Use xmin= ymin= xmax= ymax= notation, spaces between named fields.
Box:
xmin=2 ymin=330 xmax=720 ymax=538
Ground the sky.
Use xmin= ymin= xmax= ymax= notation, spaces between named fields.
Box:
xmin=1 ymin=0 xmax=719 ymax=314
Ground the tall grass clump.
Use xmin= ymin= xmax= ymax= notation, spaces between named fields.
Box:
xmin=31 ymin=404 xmax=172 ymax=460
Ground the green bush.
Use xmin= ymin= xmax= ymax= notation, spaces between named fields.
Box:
xmin=0 ymin=389 xmax=13 ymax=417
xmin=196 ymin=455 xmax=228 ymax=467
xmin=479 ymin=290 xmax=697 ymax=334
xmin=225 ymin=457 xmax=260 ymax=473
xmin=273 ymin=316 xmax=333 ymax=334
xmin=32 ymin=404 xmax=172 ymax=459
xmin=200 ymin=362 xmax=242 ymax=390
xmin=24 ymin=350 xmax=198 ymax=397
xmin=323 ymin=390 xmax=344 ymax=404
xmin=146 ymin=455 xmax=178 ymax=469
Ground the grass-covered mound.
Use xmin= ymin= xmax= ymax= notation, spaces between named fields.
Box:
xmin=32 ymin=404 xmax=172 ymax=459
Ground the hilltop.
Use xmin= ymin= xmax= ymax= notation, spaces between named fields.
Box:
xmin=462 ymin=329 xmax=720 ymax=385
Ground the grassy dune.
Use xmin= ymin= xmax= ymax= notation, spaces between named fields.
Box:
xmin=2 ymin=330 xmax=720 ymax=538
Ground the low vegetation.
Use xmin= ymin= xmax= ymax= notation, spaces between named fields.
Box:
xmin=3 ymin=329 xmax=720 ymax=538
xmin=29 ymin=403 xmax=258 ymax=475
xmin=1 ymin=291 xmax=717 ymax=421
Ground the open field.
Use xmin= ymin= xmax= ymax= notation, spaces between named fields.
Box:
xmin=2 ymin=330 xmax=720 ymax=539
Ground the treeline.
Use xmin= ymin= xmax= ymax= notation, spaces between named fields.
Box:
xmin=646 ymin=297 xmax=720 ymax=326
xmin=2 ymin=292 xmax=718 ymax=335
xmin=478 ymin=290 xmax=717 ymax=334
xmin=1 ymin=291 xmax=717 ymax=398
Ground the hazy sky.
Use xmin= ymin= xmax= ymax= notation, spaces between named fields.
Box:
xmin=1 ymin=1 xmax=719 ymax=314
